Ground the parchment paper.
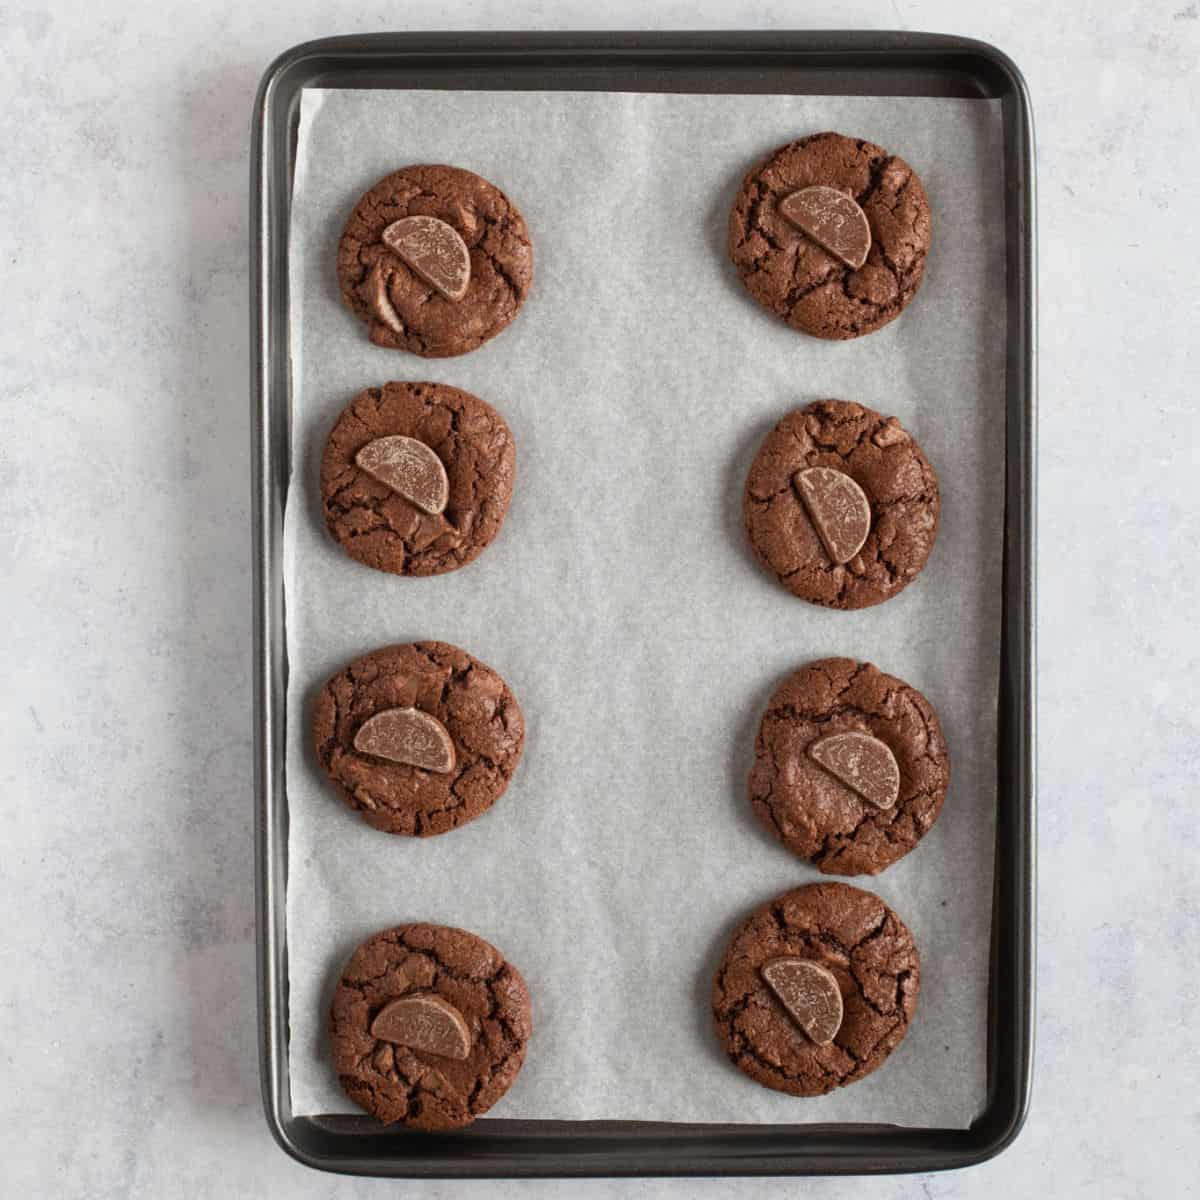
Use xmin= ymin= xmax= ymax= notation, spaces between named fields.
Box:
xmin=284 ymin=89 xmax=1005 ymax=1126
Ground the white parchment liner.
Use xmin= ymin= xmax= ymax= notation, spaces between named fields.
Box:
xmin=284 ymin=89 xmax=1005 ymax=1126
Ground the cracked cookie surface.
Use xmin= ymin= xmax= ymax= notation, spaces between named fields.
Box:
xmin=337 ymin=164 xmax=533 ymax=357
xmin=729 ymin=131 xmax=931 ymax=339
xmin=749 ymin=658 xmax=949 ymax=875
xmin=332 ymin=923 xmax=531 ymax=1129
xmin=321 ymin=382 xmax=515 ymax=577
xmin=712 ymin=882 xmax=919 ymax=1096
xmin=744 ymin=400 xmax=939 ymax=609
xmin=313 ymin=642 xmax=525 ymax=836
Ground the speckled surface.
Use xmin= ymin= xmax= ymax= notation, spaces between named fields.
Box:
xmin=1 ymin=2 xmax=1196 ymax=1197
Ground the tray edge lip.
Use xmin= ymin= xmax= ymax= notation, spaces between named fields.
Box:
xmin=972 ymin=26 xmax=1039 ymax=1174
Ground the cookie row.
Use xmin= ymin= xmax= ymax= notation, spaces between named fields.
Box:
xmin=332 ymin=879 xmax=920 ymax=1129
xmin=319 ymin=167 xmax=532 ymax=1133
xmin=320 ymin=385 xmax=940 ymax=608
xmin=313 ymin=644 xmax=947 ymax=869
xmin=337 ymin=132 xmax=932 ymax=359
xmin=711 ymin=131 xmax=939 ymax=1106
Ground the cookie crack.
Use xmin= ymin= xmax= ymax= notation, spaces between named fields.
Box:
xmin=784 ymin=266 xmax=839 ymax=314
xmin=733 ymin=1039 xmax=843 ymax=1089
xmin=854 ymin=154 xmax=892 ymax=209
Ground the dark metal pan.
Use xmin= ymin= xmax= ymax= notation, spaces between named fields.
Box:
xmin=251 ymin=30 xmax=1036 ymax=1177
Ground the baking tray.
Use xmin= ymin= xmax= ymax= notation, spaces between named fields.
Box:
xmin=250 ymin=30 xmax=1036 ymax=1178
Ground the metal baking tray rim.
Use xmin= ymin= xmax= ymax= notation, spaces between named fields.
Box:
xmin=251 ymin=29 xmax=1036 ymax=1178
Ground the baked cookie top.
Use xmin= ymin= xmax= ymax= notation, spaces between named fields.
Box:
xmin=743 ymin=400 xmax=939 ymax=610
xmin=749 ymin=658 xmax=950 ymax=875
xmin=729 ymin=132 xmax=931 ymax=339
xmin=313 ymin=641 xmax=525 ymax=837
xmin=337 ymin=164 xmax=533 ymax=357
xmin=320 ymin=381 xmax=515 ymax=578
xmin=713 ymin=882 xmax=919 ymax=1096
xmin=332 ymin=923 xmax=531 ymax=1129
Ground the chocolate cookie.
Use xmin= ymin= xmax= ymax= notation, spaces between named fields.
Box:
xmin=744 ymin=400 xmax=939 ymax=609
xmin=321 ymin=382 xmax=515 ymax=577
xmin=313 ymin=642 xmax=525 ymax=836
xmin=749 ymin=658 xmax=949 ymax=875
xmin=729 ymin=132 xmax=931 ymax=339
xmin=713 ymin=882 xmax=919 ymax=1097
xmin=332 ymin=923 xmax=532 ymax=1129
xmin=337 ymin=164 xmax=532 ymax=357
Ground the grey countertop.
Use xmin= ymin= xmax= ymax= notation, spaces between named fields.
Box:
xmin=2 ymin=1 xmax=1195 ymax=1196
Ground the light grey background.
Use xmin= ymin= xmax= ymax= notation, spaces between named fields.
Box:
xmin=284 ymin=89 xmax=1003 ymax=1125
xmin=0 ymin=0 xmax=1195 ymax=1196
